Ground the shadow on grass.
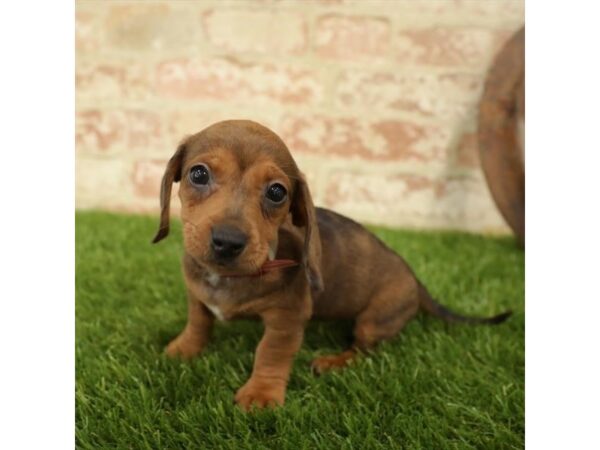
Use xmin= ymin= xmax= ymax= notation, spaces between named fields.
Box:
xmin=155 ymin=317 xmax=356 ymax=355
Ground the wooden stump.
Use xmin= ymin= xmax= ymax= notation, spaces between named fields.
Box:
xmin=478 ymin=27 xmax=525 ymax=247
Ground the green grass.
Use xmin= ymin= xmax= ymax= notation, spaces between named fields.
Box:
xmin=76 ymin=211 xmax=524 ymax=449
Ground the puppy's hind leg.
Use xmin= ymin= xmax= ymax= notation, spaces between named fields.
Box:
xmin=311 ymin=281 xmax=420 ymax=374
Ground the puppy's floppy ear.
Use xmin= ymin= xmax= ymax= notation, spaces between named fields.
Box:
xmin=290 ymin=173 xmax=324 ymax=292
xmin=152 ymin=142 xmax=186 ymax=243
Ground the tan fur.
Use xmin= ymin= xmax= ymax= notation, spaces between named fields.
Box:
xmin=154 ymin=120 xmax=510 ymax=411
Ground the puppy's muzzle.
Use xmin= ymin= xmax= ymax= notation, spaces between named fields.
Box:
xmin=211 ymin=224 xmax=248 ymax=262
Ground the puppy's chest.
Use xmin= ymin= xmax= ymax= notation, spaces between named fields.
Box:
xmin=202 ymin=285 xmax=236 ymax=321
xmin=190 ymin=275 xmax=271 ymax=321
xmin=204 ymin=302 xmax=226 ymax=321
xmin=196 ymin=282 xmax=239 ymax=321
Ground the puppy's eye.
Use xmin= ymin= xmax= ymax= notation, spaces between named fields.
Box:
xmin=265 ymin=183 xmax=287 ymax=204
xmin=189 ymin=164 xmax=210 ymax=186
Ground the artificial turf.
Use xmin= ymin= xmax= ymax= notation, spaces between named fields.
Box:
xmin=75 ymin=211 xmax=524 ymax=449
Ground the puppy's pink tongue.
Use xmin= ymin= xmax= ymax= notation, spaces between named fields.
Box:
xmin=260 ymin=259 xmax=299 ymax=272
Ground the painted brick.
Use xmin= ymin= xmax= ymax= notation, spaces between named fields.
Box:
xmin=132 ymin=159 xmax=168 ymax=199
xmin=74 ymin=0 xmax=521 ymax=234
xmin=165 ymin=110 xmax=278 ymax=149
xmin=155 ymin=57 xmax=324 ymax=106
xmin=454 ymin=0 xmax=524 ymax=21
xmin=334 ymin=70 xmax=483 ymax=120
xmin=106 ymin=4 xmax=199 ymax=51
xmin=131 ymin=158 xmax=182 ymax=217
xmin=280 ymin=115 xmax=369 ymax=159
xmin=279 ymin=115 xmax=452 ymax=162
xmin=76 ymin=109 xmax=163 ymax=154
xmin=323 ymin=171 xmax=505 ymax=230
xmin=76 ymin=10 xmax=103 ymax=53
xmin=390 ymin=0 xmax=524 ymax=21
xmin=436 ymin=176 xmax=506 ymax=230
xmin=323 ymin=171 xmax=437 ymax=213
xmin=395 ymin=27 xmax=510 ymax=67
xmin=454 ymin=132 xmax=481 ymax=169
xmin=105 ymin=201 xmax=172 ymax=216
xmin=202 ymin=10 xmax=308 ymax=55
xmin=372 ymin=120 xmax=453 ymax=162
xmin=77 ymin=194 xmax=174 ymax=217
xmin=76 ymin=62 xmax=153 ymax=102
xmin=315 ymin=14 xmax=391 ymax=60
xmin=76 ymin=157 xmax=131 ymax=201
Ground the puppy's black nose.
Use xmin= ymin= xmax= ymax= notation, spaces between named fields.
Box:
xmin=210 ymin=225 xmax=247 ymax=261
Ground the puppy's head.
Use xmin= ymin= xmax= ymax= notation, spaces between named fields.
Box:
xmin=153 ymin=120 xmax=323 ymax=290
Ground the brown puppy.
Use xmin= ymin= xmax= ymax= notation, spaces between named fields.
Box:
xmin=153 ymin=120 xmax=511 ymax=411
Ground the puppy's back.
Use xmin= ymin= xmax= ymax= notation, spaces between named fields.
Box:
xmin=312 ymin=208 xmax=415 ymax=318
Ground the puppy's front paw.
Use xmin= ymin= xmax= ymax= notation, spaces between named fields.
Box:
xmin=234 ymin=379 xmax=285 ymax=411
xmin=164 ymin=332 xmax=205 ymax=359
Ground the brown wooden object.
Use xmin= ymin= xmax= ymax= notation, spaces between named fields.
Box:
xmin=478 ymin=27 xmax=525 ymax=246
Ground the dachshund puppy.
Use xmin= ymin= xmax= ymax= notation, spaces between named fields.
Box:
xmin=153 ymin=120 xmax=510 ymax=411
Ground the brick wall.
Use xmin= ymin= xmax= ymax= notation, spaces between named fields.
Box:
xmin=76 ymin=0 xmax=524 ymax=233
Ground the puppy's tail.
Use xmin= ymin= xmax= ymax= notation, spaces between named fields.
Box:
xmin=418 ymin=283 xmax=512 ymax=325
